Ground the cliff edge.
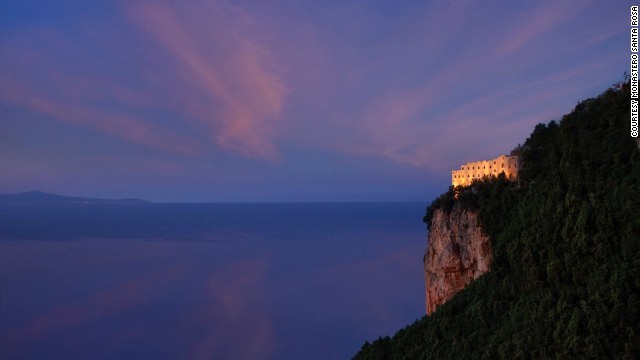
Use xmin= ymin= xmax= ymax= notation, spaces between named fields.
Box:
xmin=355 ymin=81 xmax=639 ymax=360
xmin=425 ymin=206 xmax=491 ymax=315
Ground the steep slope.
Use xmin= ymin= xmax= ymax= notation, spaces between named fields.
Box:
xmin=424 ymin=207 xmax=491 ymax=315
xmin=354 ymin=81 xmax=640 ymax=359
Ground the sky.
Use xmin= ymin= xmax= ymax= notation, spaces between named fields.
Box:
xmin=0 ymin=0 xmax=630 ymax=202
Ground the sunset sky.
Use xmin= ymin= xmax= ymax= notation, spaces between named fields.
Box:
xmin=0 ymin=0 xmax=629 ymax=202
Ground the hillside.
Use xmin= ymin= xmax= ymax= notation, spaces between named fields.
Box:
xmin=354 ymin=81 xmax=640 ymax=359
xmin=0 ymin=191 xmax=147 ymax=204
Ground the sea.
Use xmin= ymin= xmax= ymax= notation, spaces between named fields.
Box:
xmin=0 ymin=202 xmax=427 ymax=359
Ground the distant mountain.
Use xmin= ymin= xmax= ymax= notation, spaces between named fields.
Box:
xmin=0 ymin=191 xmax=147 ymax=204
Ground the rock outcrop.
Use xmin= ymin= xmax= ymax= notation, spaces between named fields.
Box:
xmin=424 ymin=206 xmax=492 ymax=315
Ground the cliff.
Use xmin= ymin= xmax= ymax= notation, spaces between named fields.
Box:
xmin=424 ymin=207 xmax=491 ymax=315
xmin=355 ymin=82 xmax=640 ymax=359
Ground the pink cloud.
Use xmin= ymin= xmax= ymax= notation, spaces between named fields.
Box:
xmin=256 ymin=0 xmax=624 ymax=179
xmin=5 ymin=81 xmax=198 ymax=154
xmin=0 ymin=40 xmax=201 ymax=155
xmin=329 ymin=60 xmax=470 ymax=169
xmin=494 ymin=0 xmax=595 ymax=57
xmin=0 ymin=0 xmax=623 ymax=190
xmin=127 ymin=1 xmax=288 ymax=160
xmin=0 ymin=0 xmax=288 ymax=161
xmin=317 ymin=0 xmax=618 ymax=172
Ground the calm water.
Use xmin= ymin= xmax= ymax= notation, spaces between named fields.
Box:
xmin=0 ymin=202 xmax=427 ymax=359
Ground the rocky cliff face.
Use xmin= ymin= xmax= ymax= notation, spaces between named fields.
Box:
xmin=424 ymin=206 xmax=492 ymax=315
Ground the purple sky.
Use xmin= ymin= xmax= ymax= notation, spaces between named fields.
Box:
xmin=0 ymin=0 xmax=629 ymax=202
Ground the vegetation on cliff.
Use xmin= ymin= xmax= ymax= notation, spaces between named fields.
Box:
xmin=354 ymin=81 xmax=640 ymax=359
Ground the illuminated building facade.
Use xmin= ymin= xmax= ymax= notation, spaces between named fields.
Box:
xmin=451 ymin=154 xmax=520 ymax=187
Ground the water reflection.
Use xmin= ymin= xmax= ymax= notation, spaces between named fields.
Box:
xmin=0 ymin=203 xmax=426 ymax=359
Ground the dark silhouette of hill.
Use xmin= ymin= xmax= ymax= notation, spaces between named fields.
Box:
xmin=0 ymin=191 xmax=147 ymax=204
